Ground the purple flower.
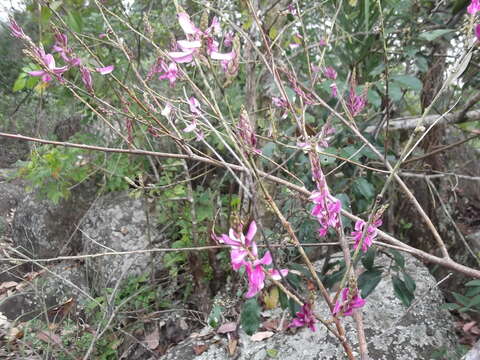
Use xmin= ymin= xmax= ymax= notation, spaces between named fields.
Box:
xmin=287 ymin=3 xmax=298 ymax=16
xmin=80 ymin=66 xmax=93 ymax=93
xmin=28 ymin=52 xmax=68 ymax=83
xmin=347 ymin=87 xmax=366 ymax=116
xmin=224 ymin=32 xmax=234 ymax=47
xmin=177 ymin=12 xmax=202 ymax=36
xmin=475 ymin=24 xmax=480 ymax=41
xmin=96 ymin=65 xmax=114 ymax=75
xmin=468 ymin=0 xmax=480 ymax=14
xmin=215 ymin=221 xmax=288 ymax=298
xmin=330 ymin=83 xmax=338 ymax=98
xmin=9 ymin=17 xmax=28 ymax=39
xmin=168 ymin=50 xmax=195 ymax=64
xmin=188 ymin=96 xmax=202 ymax=115
xmin=158 ymin=62 xmax=179 ymax=86
xmin=333 ymin=287 xmax=366 ymax=317
xmin=290 ymin=303 xmax=316 ymax=332
xmin=323 ymin=66 xmax=337 ymax=80
xmin=351 ymin=218 xmax=382 ymax=253
xmin=310 ymin=191 xmax=342 ymax=236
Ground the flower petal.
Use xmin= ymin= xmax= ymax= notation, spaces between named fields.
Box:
xmin=96 ymin=65 xmax=114 ymax=75
xmin=178 ymin=12 xmax=201 ymax=35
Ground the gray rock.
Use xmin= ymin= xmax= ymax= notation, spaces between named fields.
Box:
xmin=12 ymin=182 xmax=96 ymax=259
xmin=0 ymin=263 xmax=89 ymax=322
xmin=82 ymin=191 xmax=164 ymax=294
xmin=162 ymin=253 xmax=458 ymax=360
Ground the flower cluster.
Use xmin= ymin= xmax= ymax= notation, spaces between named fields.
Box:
xmin=351 ymin=218 xmax=382 ymax=253
xmin=215 ymin=221 xmax=288 ymax=298
xmin=347 ymin=86 xmax=367 ymax=117
xmin=310 ymin=156 xmax=342 ymax=237
xmin=290 ymin=303 xmax=317 ymax=332
xmin=169 ymin=12 xmax=236 ymax=72
xmin=333 ymin=287 xmax=366 ymax=317
xmin=9 ymin=19 xmax=113 ymax=91
xmin=468 ymin=0 xmax=480 ymax=14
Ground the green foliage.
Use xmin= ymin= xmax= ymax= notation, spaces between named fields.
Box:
xmin=445 ymin=280 xmax=480 ymax=313
xmin=241 ymin=298 xmax=261 ymax=335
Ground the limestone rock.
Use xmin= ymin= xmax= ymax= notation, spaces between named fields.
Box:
xmin=161 ymin=253 xmax=459 ymax=360
xmin=81 ymin=191 xmax=164 ymax=294
xmin=12 ymin=183 xmax=96 ymax=260
xmin=0 ymin=263 xmax=89 ymax=322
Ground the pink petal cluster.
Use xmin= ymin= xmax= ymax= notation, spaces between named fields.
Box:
xmin=476 ymin=24 xmax=480 ymax=41
xmin=309 ymin=156 xmax=342 ymax=236
xmin=347 ymin=86 xmax=366 ymax=117
xmin=323 ymin=66 xmax=337 ymax=80
xmin=468 ymin=0 xmax=480 ymax=14
xmin=333 ymin=287 xmax=366 ymax=317
xmin=216 ymin=221 xmax=288 ymax=298
xmin=290 ymin=303 xmax=316 ymax=332
xmin=168 ymin=12 xmax=236 ymax=73
xmin=8 ymin=17 xmax=28 ymax=40
xmin=80 ymin=66 xmax=93 ymax=93
xmin=28 ymin=47 xmax=68 ymax=83
xmin=52 ymin=32 xmax=80 ymax=66
xmin=351 ymin=218 xmax=382 ymax=253
xmin=96 ymin=65 xmax=115 ymax=75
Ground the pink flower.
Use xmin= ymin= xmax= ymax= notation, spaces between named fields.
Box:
xmin=96 ymin=65 xmax=114 ymax=75
xmin=351 ymin=218 xmax=382 ymax=253
xmin=80 ymin=66 xmax=93 ymax=92
xmin=310 ymin=191 xmax=342 ymax=236
xmin=468 ymin=0 xmax=480 ymax=14
xmin=323 ymin=66 xmax=337 ymax=80
xmin=183 ymin=120 xmax=197 ymax=133
xmin=347 ymin=87 xmax=366 ymax=116
xmin=188 ymin=96 xmax=202 ymax=115
xmin=272 ymin=97 xmax=288 ymax=108
xmin=290 ymin=303 xmax=316 ymax=332
xmin=9 ymin=17 xmax=28 ymax=39
xmin=475 ymin=24 xmax=480 ymax=41
xmin=168 ymin=50 xmax=195 ymax=64
xmin=318 ymin=39 xmax=327 ymax=46
xmin=28 ymin=53 xmax=68 ymax=83
xmin=287 ymin=3 xmax=298 ymax=16
xmin=158 ymin=62 xmax=179 ymax=86
xmin=330 ymin=83 xmax=338 ymax=98
xmin=333 ymin=287 xmax=366 ymax=317
xmin=215 ymin=221 xmax=288 ymax=298
xmin=178 ymin=12 xmax=202 ymax=36
xmin=224 ymin=32 xmax=234 ymax=47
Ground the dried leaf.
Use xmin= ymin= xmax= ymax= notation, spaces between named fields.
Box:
xmin=217 ymin=322 xmax=237 ymax=334
xmin=193 ymin=344 xmax=209 ymax=355
xmin=227 ymin=338 xmax=237 ymax=356
xmin=463 ymin=321 xmax=476 ymax=333
xmin=37 ymin=330 xmax=61 ymax=345
xmin=144 ymin=327 xmax=159 ymax=350
xmin=251 ymin=331 xmax=274 ymax=342
xmin=8 ymin=327 xmax=23 ymax=341
xmin=262 ymin=318 xmax=279 ymax=331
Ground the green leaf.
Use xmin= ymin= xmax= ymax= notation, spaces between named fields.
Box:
xmin=392 ymin=275 xmax=414 ymax=306
xmin=241 ymin=299 xmax=261 ymax=335
xmin=320 ymin=148 xmax=337 ymax=165
xmin=279 ymin=288 xmax=289 ymax=310
xmin=391 ymin=75 xmax=422 ymax=92
xmin=361 ymin=247 xmax=376 ymax=270
xmin=266 ymin=348 xmax=279 ymax=358
xmin=288 ymin=297 xmax=301 ymax=318
xmin=419 ymin=29 xmax=453 ymax=41
xmin=466 ymin=280 xmax=480 ymax=287
xmin=441 ymin=303 xmax=461 ymax=311
xmin=66 ymin=11 xmax=83 ymax=32
xmin=388 ymin=82 xmax=403 ymax=102
xmin=452 ymin=292 xmax=470 ymax=306
xmin=13 ymin=77 xmax=26 ymax=92
xmin=358 ymin=268 xmax=382 ymax=298
xmin=467 ymin=295 xmax=480 ymax=309
xmin=403 ymin=272 xmax=416 ymax=294
xmin=390 ymin=249 xmax=405 ymax=270
xmin=367 ymin=89 xmax=382 ymax=108
xmin=40 ymin=6 xmax=52 ymax=23
xmin=353 ymin=178 xmax=375 ymax=199
xmin=208 ymin=305 xmax=223 ymax=328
